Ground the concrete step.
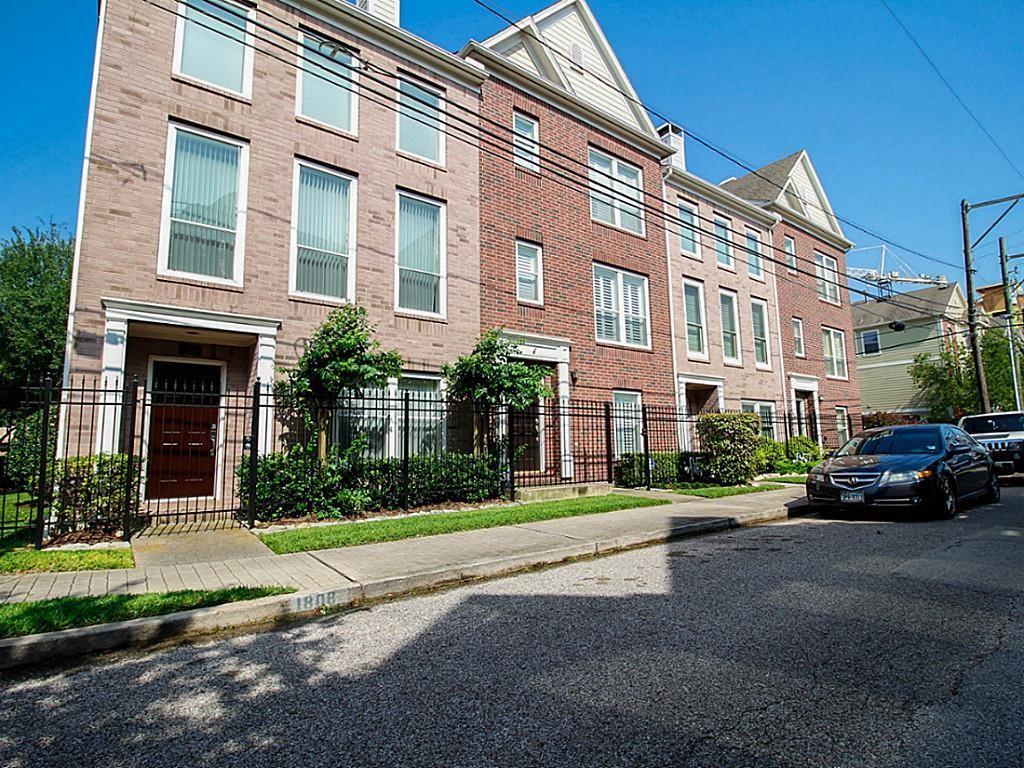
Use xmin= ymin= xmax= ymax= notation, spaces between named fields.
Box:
xmin=514 ymin=482 xmax=614 ymax=503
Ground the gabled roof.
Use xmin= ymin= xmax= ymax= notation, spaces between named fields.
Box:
xmin=851 ymin=284 xmax=966 ymax=328
xmin=476 ymin=0 xmax=657 ymax=138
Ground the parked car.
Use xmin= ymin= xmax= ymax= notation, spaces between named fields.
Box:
xmin=957 ymin=411 xmax=1024 ymax=476
xmin=806 ymin=424 xmax=999 ymax=517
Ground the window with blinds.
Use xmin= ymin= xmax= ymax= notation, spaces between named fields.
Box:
xmin=515 ymin=241 xmax=543 ymax=304
xmin=298 ymin=33 xmax=355 ymax=133
xmin=822 ymin=326 xmax=848 ymax=378
xmin=397 ymin=77 xmax=443 ymax=164
xmin=175 ymin=0 xmax=251 ymax=95
xmin=682 ymin=280 xmax=706 ymax=357
xmin=719 ymin=291 xmax=740 ymax=363
xmin=397 ymin=377 xmax=443 ymax=457
xmin=792 ymin=317 xmax=806 ymax=357
xmin=588 ymin=148 xmax=644 ymax=234
xmin=751 ymin=299 xmax=770 ymax=368
xmin=513 ymin=112 xmax=539 ymax=172
xmin=679 ymin=203 xmax=699 ymax=255
xmin=746 ymin=230 xmax=764 ymax=278
xmin=164 ymin=126 xmax=244 ymax=282
xmin=613 ymin=391 xmax=643 ymax=457
xmin=815 ymin=252 xmax=841 ymax=304
xmin=397 ymin=194 xmax=444 ymax=315
xmin=293 ymin=162 xmax=353 ymax=300
xmin=714 ymin=217 xmax=733 ymax=268
xmin=593 ymin=264 xmax=649 ymax=348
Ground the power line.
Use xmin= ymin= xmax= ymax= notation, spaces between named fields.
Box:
xmin=879 ymin=0 xmax=1024 ymax=181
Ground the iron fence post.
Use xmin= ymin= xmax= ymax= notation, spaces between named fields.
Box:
xmin=122 ymin=376 xmax=140 ymax=542
xmin=604 ymin=401 xmax=614 ymax=484
xmin=641 ymin=404 xmax=652 ymax=490
xmin=34 ymin=377 xmax=53 ymax=550
xmin=247 ymin=378 xmax=261 ymax=529
xmin=506 ymin=404 xmax=516 ymax=501
xmin=401 ymin=391 xmax=411 ymax=511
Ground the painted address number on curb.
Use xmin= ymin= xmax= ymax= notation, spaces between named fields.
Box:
xmin=290 ymin=590 xmax=352 ymax=611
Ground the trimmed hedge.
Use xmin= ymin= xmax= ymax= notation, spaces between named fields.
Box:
xmin=54 ymin=453 xmax=141 ymax=533
xmin=617 ymin=450 xmax=707 ymax=488
xmin=695 ymin=412 xmax=763 ymax=485
xmin=3 ymin=410 xmax=58 ymax=492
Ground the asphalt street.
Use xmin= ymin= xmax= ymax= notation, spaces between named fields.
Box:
xmin=1 ymin=486 xmax=1022 ymax=767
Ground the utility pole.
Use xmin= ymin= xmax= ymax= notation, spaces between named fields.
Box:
xmin=999 ymin=237 xmax=1022 ymax=411
xmin=962 ymin=199 xmax=990 ymax=412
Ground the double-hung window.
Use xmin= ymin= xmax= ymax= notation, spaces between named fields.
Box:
xmin=746 ymin=229 xmax=764 ymax=278
xmin=783 ymin=235 xmax=797 ymax=269
xmin=792 ymin=317 xmax=806 ymax=357
xmin=512 ymin=112 xmax=539 ymax=172
xmin=822 ymin=326 xmax=849 ymax=379
xmin=682 ymin=279 xmax=707 ymax=359
xmin=714 ymin=216 xmax=733 ymax=268
xmin=742 ymin=401 xmax=776 ymax=441
xmin=835 ymin=406 xmax=851 ymax=446
xmin=593 ymin=264 xmax=650 ymax=348
xmin=396 ymin=192 xmax=445 ymax=316
xmin=750 ymin=298 xmax=771 ymax=369
xmin=856 ymin=329 xmax=881 ymax=355
xmin=719 ymin=290 xmax=741 ymax=364
xmin=174 ymin=0 xmax=253 ymax=96
xmin=161 ymin=124 xmax=247 ymax=284
xmin=588 ymin=149 xmax=644 ymax=234
xmin=397 ymin=376 xmax=444 ymax=457
xmin=679 ymin=202 xmax=699 ymax=256
xmin=397 ymin=76 xmax=444 ymax=164
xmin=815 ymin=252 xmax=841 ymax=304
xmin=291 ymin=160 xmax=355 ymax=301
xmin=297 ymin=33 xmax=356 ymax=133
xmin=612 ymin=391 xmax=643 ymax=457
xmin=515 ymin=240 xmax=543 ymax=304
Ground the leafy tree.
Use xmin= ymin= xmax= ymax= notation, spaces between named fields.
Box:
xmin=0 ymin=225 xmax=73 ymax=407
xmin=443 ymin=329 xmax=552 ymax=409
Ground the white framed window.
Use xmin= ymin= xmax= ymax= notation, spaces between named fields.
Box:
xmin=159 ymin=123 xmax=248 ymax=286
xmin=296 ymin=32 xmax=357 ymax=134
xmin=682 ymin=279 xmax=708 ymax=360
xmin=612 ymin=390 xmax=643 ymax=457
xmin=290 ymin=159 xmax=356 ymax=302
xmin=395 ymin=191 xmax=445 ymax=317
xmin=398 ymin=375 xmax=445 ymax=457
xmin=750 ymin=298 xmax=771 ymax=369
xmin=783 ymin=235 xmax=797 ymax=270
xmin=593 ymin=264 xmax=650 ymax=348
xmin=512 ymin=111 xmax=539 ymax=172
xmin=173 ymin=0 xmax=253 ymax=97
xmin=815 ymin=252 xmax=841 ymax=305
xmin=714 ymin=216 xmax=734 ymax=269
xmin=515 ymin=240 xmax=543 ymax=305
xmin=856 ymin=329 xmax=881 ymax=356
xmin=745 ymin=229 xmax=764 ymax=278
xmin=335 ymin=375 xmax=445 ymax=459
xmin=835 ymin=405 xmax=851 ymax=446
xmin=719 ymin=289 xmax=741 ymax=364
xmin=792 ymin=317 xmax=806 ymax=357
xmin=397 ymin=75 xmax=444 ymax=165
xmin=822 ymin=326 xmax=849 ymax=379
xmin=742 ymin=401 xmax=776 ymax=440
xmin=678 ymin=202 xmax=699 ymax=257
xmin=588 ymin=148 xmax=644 ymax=235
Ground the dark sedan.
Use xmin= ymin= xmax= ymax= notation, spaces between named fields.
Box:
xmin=806 ymin=424 xmax=1000 ymax=517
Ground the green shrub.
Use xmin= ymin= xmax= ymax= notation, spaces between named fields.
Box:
xmin=617 ymin=450 xmax=707 ymax=487
xmin=695 ymin=413 xmax=762 ymax=485
xmin=754 ymin=440 xmax=788 ymax=474
xmin=3 ymin=410 xmax=58 ymax=491
xmin=54 ymin=453 xmax=140 ymax=533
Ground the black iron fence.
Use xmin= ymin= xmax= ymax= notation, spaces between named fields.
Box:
xmin=0 ymin=378 xmax=860 ymax=546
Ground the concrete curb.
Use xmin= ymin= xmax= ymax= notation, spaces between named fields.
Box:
xmin=0 ymin=500 xmax=802 ymax=671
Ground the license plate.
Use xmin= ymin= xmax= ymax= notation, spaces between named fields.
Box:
xmin=840 ymin=491 xmax=865 ymax=504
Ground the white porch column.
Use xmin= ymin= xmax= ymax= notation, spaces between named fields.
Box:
xmin=256 ymin=333 xmax=277 ymax=453
xmin=97 ymin=315 xmax=128 ymax=453
xmin=557 ymin=361 xmax=573 ymax=479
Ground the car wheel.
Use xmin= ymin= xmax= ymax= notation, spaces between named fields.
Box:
xmin=984 ymin=474 xmax=1001 ymax=504
xmin=938 ymin=474 xmax=958 ymax=519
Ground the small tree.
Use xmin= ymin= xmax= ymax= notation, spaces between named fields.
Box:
xmin=279 ymin=306 xmax=402 ymax=459
xmin=695 ymin=412 xmax=762 ymax=485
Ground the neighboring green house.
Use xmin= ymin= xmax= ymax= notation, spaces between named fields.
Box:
xmin=852 ymin=284 xmax=967 ymax=416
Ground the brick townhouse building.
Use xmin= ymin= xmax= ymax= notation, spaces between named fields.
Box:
xmin=723 ymin=150 xmax=860 ymax=447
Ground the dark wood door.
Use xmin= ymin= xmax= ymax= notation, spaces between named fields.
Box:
xmin=146 ymin=361 xmax=222 ymax=500
xmin=512 ymin=401 xmax=543 ymax=473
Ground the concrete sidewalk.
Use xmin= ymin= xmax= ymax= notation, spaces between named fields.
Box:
xmin=0 ymin=487 xmax=806 ymax=606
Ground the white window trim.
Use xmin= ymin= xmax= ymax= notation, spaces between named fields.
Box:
xmin=395 ymin=73 xmax=446 ymax=168
xmin=588 ymin=147 xmax=646 ymax=236
xmin=394 ymin=189 xmax=447 ymax=319
xmin=750 ymin=296 xmax=772 ymax=371
xmin=512 ymin=111 xmax=540 ymax=173
xmin=593 ymin=263 xmax=652 ymax=351
xmin=681 ymin=277 xmax=708 ymax=362
xmin=288 ymin=158 xmax=358 ymax=304
xmin=745 ymin=228 xmax=765 ymax=281
xmin=815 ymin=252 xmax=842 ymax=306
xmin=157 ymin=122 xmax=249 ymax=288
xmin=678 ymin=200 xmax=700 ymax=259
xmin=835 ymin=405 xmax=851 ymax=445
xmin=719 ymin=288 xmax=742 ymax=365
xmin=783 ymin=235 xmax=798 ymax=272
xmin=792 ymin=317 xmax=806 ymax=358
xmin=294 ymin=31 xmax=359 ymax=137
xmin=741 ymin=400 xmax=777 ymax=440
xmin=713 ymin=215 xmax=735 ymax=271
xmin=822 ymin=325 xmax=849 ymax=380
xmin=612 ymin=390 xmax=644 ymax=458
xmin=172 ymin=0 xmax=254 ymax=99
xmin=515 ymin=240 xmax=544 ymax=306
xmin=857 ymin=329 xmax=882 ymax=356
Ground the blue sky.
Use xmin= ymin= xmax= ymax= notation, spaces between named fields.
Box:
xmin=2 ymin=0 xmax=1023 ymax=289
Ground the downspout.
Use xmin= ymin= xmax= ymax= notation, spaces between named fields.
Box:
xmin=768 ymin=215 xmax=789 ymax=435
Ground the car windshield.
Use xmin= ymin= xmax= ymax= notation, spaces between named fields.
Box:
xmin=961 ymin=413 xmax=1024 ymax=434
xmin=837 ymin=429 xmax=943 ymax=456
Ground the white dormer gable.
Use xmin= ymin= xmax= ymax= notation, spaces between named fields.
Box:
xmin=784 ymin=152 xmax=842 ymax=237
xmin=480 ymin=0 xmax=656 ymax=136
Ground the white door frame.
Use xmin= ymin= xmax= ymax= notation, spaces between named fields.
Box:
xmin=789 ymin=373 xmax=822 ymax=449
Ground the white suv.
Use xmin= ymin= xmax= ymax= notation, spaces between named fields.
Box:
xmin=958 ymin=411 xmax=1024 ymax=475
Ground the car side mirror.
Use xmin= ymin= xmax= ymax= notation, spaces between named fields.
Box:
xmin=949 ymin=444 xmax=972 ymax=456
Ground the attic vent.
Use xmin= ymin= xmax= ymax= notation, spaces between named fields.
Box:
xmin=356 ymin=0 xmax=370 ymax=9
xmin=570 ymin=43 xmax=584 ymax=69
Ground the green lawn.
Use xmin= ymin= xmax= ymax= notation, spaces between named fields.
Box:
xmin=0 ymin=587 xmax=295 ymax=639
xmin=0 ymin=547 xmax=135 ymax=575
xmin=668 ymin=483 xmax=787 ymax=499
xmin=260 ymin=494 xmax=668 ymax=554
xmin=773 ymin=475 xmax=809 ymax=484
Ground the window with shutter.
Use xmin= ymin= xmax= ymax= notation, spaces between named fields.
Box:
xmin=515 ymin=241 xmax=543 ymax=304
xmin=593 ymin=264 xmax=649 ymax=348
xmin=593 ymin=266 xmax=620 ymax=343
xmin=588 ymin=149 xmax=644 ymax=234
xmin=613 ymin=391 xmax=643 ymax=457
xmin=792 ymin=317 xmax=805 ymax=357
xmin=720 ymin=291 xmax=740 ymax=363
xmin=683 ymin=280 xmax=706 ymax=357
xmin=751 ymin=299 xmax=770 ymax=368
xmin=513 ymin=112 xmax=539 ymax=172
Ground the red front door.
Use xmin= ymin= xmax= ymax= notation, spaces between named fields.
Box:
xmin=146 ymin=361 xmax=222 ymax=500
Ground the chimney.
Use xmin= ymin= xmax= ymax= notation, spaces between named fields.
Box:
xmin=358 ymin=0 xmax=400 ymax=26
xmin=657 ymin=123 xmax=685 ymax=172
